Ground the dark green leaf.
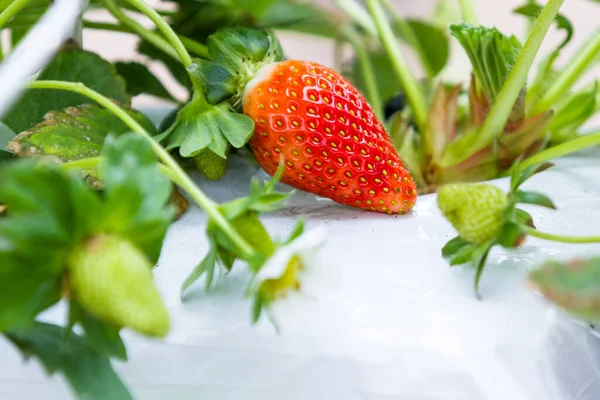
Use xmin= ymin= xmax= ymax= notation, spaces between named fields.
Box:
xmin=529 ymin=257 xmax=600 ymax=322
xmin=513 ymin=2 xmax=573 ymax=50
xmin=6 ymin=104 xmax=156 ymax=186
xmin=515 ymin=190 xmax=556 ymax=209
xmin=252 ymin=293 xmax=264 ymax=323
xmin=442 ymin=236 xmax=470 ymax=258
xmin=3 ymin=46 xmax=130 ymax=134
xmin=99 ymin=134 xmax=175 ymax=263
xmin=450 ymin=24 xmax=524 ymax=121
xmin=449 ymin=244 xmax=477 ymax=265
xmin=79 ymin=309 xmax=128 ymax=361
xmin=348 ymin=49 xmax=401 ymax=105
xmin=393 ymin=19 xmax=449 ymax=77
xmin=6 ymin=322 xmax=133 ymax=400
xmin=497 ymin=222 xmax=525 ymax=248
xmin=115 ymin=61 xmax=178 ymax=102
xmin=188 ymin=59 xmax=237 ymax=104
xmin=137 ymin=39 xmax=193 ymax=92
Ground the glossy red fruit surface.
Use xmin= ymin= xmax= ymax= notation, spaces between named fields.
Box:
xmin=243 ymin=60 xmax=417 ymax=214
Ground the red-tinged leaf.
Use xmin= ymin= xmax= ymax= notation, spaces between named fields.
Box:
xmin=426 ymin=83 xmax=462 ymax=160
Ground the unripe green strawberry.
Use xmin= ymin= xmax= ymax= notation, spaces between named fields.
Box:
xmin=194 ymin=147 xmax=230 ymax=181
xmin=67 ymin=234 xmax=170 ymax=337
xmin=437 ymin=183 xmax=508 ymax=245
xmin=231 ymin=211 xmax=275 ymax=256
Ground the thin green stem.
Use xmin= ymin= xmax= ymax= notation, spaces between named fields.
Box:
xmin=125 ymin=0 xmax=192 ymax=67
xmin=365 ymin=0 xmax=427 ymax=131
xmin=0 ymin=0 xmax=31 ymax=29
xmin=457 ymin=0 xmax=478 ymax=25
xmin=520 ymin=131 xmax=600 ymax=169
xmin=467 ymin=0 xmax=565 ymax=157
xmin=523 ymin=226 xmax=600 ymax=244
xmin=381 ymin=0 xmax=433 ymax=78
xmin=61 ymin=157 xmax=101 ymax=172
xmin=82 ymin=20 xmax=208 ymax=58
xmin=100 ymin=0 xmax=180 ymax=61
xmin=30 ymin=80 xmax=255 ymax=259
xmin=335 ymin=0 xmax=378 ymax=37
xmin=532 ymin=29 xmax=600 ymax=113
xmin=342 ymin=27 xmax=383 ymax=120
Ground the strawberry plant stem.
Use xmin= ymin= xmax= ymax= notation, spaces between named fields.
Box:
xmin=124 ymin=0 xmax=192 ymax=67
xmin=28 ymin=80 xmax=257 ymax=260
xmin=0 ymin=0 xmax=31 ymax=29
xmin=532 ymin=29 xmax=600 ymax=114
xmin=365 ymin=0 xmax=427 ymax=132
xmin=457 ymin=0 xmax=478 ymax=25
xmin=520 ymin=131 xmax=600 ymax=169
xmin=380 ymin=0 xmax=434 ymax=79
xmin=523 ymin=226 xmax=600 ymax=244
xmin=101 ymin=0 xmax=180 ymax=62
xmin=342 ymin=27 xmax=383 ymax=119
xmin=467 ymin=0 xmax=564 ymax=158
xmin=335 ymin=0 xmax=377 ymax=37
xmin=82 ymin=20 xmax=208 ymax=58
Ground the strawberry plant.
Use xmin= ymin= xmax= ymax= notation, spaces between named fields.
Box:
xmin=1 ymin=0 xmax=600 ymax=397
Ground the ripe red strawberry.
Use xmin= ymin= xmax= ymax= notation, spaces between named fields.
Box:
xmin=242 ymin=60 xmax=417 ymax=214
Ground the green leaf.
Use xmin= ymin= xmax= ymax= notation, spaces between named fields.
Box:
xmin=450 ymin=24 xmax=524 ymax=120
xmin=513 ymin=2 xmax=573 ymax=50
xmin=181 ymin=242 xmax=218 ymax=296
xmin=5 ymin=322 xmax=133 ymax=400
xmin=529 ymin=257 xmax=600 ymax=322
xmin=79 ymin=308 xmax=128 ymax=361
xmin=515 ymin=190 xmax=556 ymax=209
xmin=442 ymin=236 xmax=470 ymax=258
xmin=283 ymin=218 xmax=305 ymax=245
xmin=0 ymin=121 xmax=15 ymax=149
xmin=0 ymin=161 xmax=99 ymax=330
xmin=162 ymin=97 xmax=255 ymax=158
xmin=348 ymin=49 xmax=401 ymax=106
xmin=472 ymin=241 xmax=494 ymax=298
xmin=207 ymin=27 xmax=271 ymax=73
xmin=497 ymin=222 xmax=525 ymax=248
xmin=258 ymin=1 xmax=339 ymax=39
xmin=393 ymin=19 xmax=449 ymax=77
xmin=449 ymin=244 xmax=477 ymax=265
xmin=513 ymin=162 xmax=554 ymax=191
xmin=548 ymin=81 xmax=598 ymax=140
xmin=515 ymin=208 xmax=535 ymax=228
xmin=99 ymin=134 xmax=175 ymax=263
xmin=3 ymin=46 xmax=130 ymax=134
xmin=6 ymin=104 xmax=156 ymax=186
xmin=114 ymin=61 xmax=178 ymax=102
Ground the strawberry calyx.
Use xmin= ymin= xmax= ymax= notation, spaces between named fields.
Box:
xmin=187 ymin=27 xmax=284 ymax=109
xmin=439 ymin=159 xmax=555 ymax=297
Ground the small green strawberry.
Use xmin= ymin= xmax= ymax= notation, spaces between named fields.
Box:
xmin=67 ymin=234 xmax=169 ymax=337
xmin=194 ymin=147 xmax=230 ymax=181
xmin=438 ymin=183 xmax=508 ymax=245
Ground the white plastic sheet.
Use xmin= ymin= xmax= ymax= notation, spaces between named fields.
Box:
xmin=1 ymin=151 xmax=600 ymax=399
